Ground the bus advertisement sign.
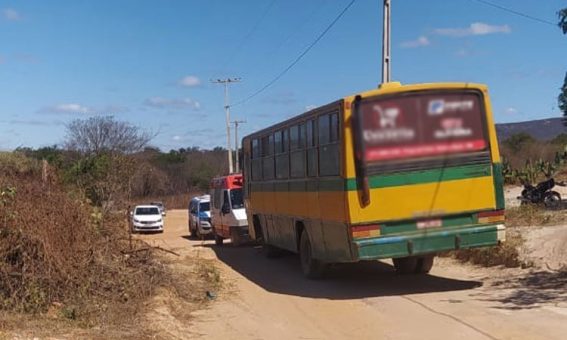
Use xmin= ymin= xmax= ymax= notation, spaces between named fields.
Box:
xmin=359 ymin=92 xmax=487 ymax=162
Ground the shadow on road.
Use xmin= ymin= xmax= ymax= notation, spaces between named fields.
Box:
xmin=486 ymin=270 xmax=567 ymax=310
xmin=194 ymin=241 xmax=482 ymax=300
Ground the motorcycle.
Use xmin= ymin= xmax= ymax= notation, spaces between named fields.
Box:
xmin=517 ymin=177 xmax=566 ymax=209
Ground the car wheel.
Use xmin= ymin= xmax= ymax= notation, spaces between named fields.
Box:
xmin=196 ymin=224 xmax=202 ymax=239
xmin=230 ymin=228 xmax=242 ymax=247
xmin=299 ymin=229 xmax=326 ymax=279
xmin=213 ymin=228 xmax=223 ymax=246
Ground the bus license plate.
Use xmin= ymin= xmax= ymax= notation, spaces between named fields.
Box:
xmin=417 ymin=219 xmax=442 ymax=229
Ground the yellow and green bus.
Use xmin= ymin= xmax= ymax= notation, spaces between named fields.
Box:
xmin=242 ymin=82 xmax=505 ymax=278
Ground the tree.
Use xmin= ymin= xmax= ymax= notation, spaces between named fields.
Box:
xmin=560 ymin=72 xmax=567 ymax=123
xmin=65 ymin=116 xmax=154 ymax=155
xmin=503 ymin=132 xmax=535 ymax=153
xmin=550 ymin=132 xmax=567 ymax=146
xmin=559 ymin=9 xmax=567 ymax=124
xmin=559 ymin=8 xmax=567 ymax=34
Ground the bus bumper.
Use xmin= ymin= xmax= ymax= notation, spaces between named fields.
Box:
xmin=353 ymin=224 xmax=505 ymax=260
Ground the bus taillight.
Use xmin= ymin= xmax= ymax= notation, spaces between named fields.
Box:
xmin=351 ymin=224 xmax=381 ymax=239
xmin=477 ymin=210 xmax=505 ymax=224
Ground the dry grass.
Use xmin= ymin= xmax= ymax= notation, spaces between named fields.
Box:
xmin=0 ymin=152 xmax=226 ymax=340
xmin=0 ymin=172 xmax=164 ymax=321
xmin=0 ymin=154 xmax=217 ymax=337
xmin=448 ymin=229 xmax=524 ymax=268
xmin=505 ymin=205 xmax=567 ymax=227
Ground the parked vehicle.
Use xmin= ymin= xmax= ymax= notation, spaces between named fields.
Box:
xmin=150 ymin=201 xmax=166 ymax=216
xmin=131 ymin=205 xmax=164 ymax=233
xmin=242 ymin=82 xmax=506 ymax=278
xmin=188 ymin=195 xmax=212 ymax=238
xmin=210 ymin=174 xmax=248 ymax=246
xmin=517 ymin=177 xmax=565 ymax=209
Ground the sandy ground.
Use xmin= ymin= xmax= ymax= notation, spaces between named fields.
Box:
xmin=136 ymin=210 xmax=567 ymax=340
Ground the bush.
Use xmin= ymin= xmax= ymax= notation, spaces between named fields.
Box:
xmin=0 ymin=163 xmax=164 ymax=323
xmin=450 ymin=231 xmax=523 ymax=268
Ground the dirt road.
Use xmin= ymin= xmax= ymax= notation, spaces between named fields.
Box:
xmin=140 ymin=210 xmax=567 ymax=340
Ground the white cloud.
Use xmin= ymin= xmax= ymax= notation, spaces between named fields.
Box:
xmin=504 ymin=107 xmax=518 ymax=115
xmin=434 ymin=22 xmax=511 ymax=37
xmin=9 ymin=119 xmax=64 ymax=126
xmin=40 ymin=103 xmax=128 ymax=115
xmin=172 ymin=135 xmax=183 ymax=141
xmin=178 ymin=75 xmax=201 ymax=87
xmin=2 ymin=8 xmax=21 ymax=21
xmin=305 ymin=105 xmax=317 ymax=111
xmin=400 ymin=36 xmax=430 ymax=48
xmin=144 ymin=97 xmax=201 ymax=110
xmin=44 ymin=103 xmax=91 ymax=114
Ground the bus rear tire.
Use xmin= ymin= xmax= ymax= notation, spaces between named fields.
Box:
xmin=393 ymin=257 xmax=418 ymax=274
xmin=415 ymin=255 xmax=435 ymax=274
xmin=299 ymin=229 xmax=326 ymax=279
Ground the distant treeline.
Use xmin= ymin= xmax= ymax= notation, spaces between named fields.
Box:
xmin=16 ymin=145 xmax=229 ymax=197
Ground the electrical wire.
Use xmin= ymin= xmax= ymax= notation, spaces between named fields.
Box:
xmin=469 ymin=0 xmax=556 ymax=26
xmin=232 ymin=0 xmax=356 ymax=107
xmin=221 ymin=0 xmax=278 ymax=71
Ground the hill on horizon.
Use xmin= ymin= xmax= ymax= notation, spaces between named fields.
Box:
xmin=496 ymin=117 xmax=566 ymax=141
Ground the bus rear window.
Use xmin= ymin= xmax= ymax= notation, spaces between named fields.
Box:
xmin=358 ymin=91 xmax=487 ymax=162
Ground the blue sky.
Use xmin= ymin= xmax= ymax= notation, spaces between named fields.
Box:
xmin=0 ymin=0 xmax=565 ymax=150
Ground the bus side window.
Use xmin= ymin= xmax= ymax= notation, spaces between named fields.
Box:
xmin=290 ymin=124 xmax=306 ymax=178
xmin=319 ymin=112 xmax=340 ymax=176
xmin=252 ymin=138 xmax=262 ymax=181
xmin=276 ymin=129 xmax=290 ymax=179
xmin=262 ymin=134 xmax=275 ymax=180
xmin=306 ymin=119 xmax=318 ymax=177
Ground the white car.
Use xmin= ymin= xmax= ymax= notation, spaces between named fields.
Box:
xmin=131 ymin=205 xmax=164 ymax=233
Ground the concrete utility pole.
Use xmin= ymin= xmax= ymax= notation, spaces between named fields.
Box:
xmin=212 ymin=77 xmax=241 ymax=174
xmin=381 ymin=0 xmax=391 ymax=84
xmin=232 ymin=119 xmax=246 ymax=172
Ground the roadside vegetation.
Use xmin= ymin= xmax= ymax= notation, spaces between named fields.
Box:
xmin=451 ymin=120 xmax=567 ymax=268
xmin=0 ymin=116 xmax=225 ymax=336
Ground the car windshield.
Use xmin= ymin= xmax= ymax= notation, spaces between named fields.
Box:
xmin=135 ymin=207 xmax=160 ymax=215
xmin=199 ymin=202 xmax=210 ymax=211
xmin=230 ymin=189 xmax=244 ymax=209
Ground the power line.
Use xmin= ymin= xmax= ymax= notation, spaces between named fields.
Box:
xmin=232 ymin=0 xmax=356 ymax=107
xmin=469 ymin=0 xmax=556 ymax=27
xmin=221 ymin=0 xmax=278 ymax=71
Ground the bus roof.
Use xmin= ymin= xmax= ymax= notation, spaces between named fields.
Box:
xmin=242 ymin=82 xmax=488 ymax=141
xmin=350 ymin=82 xmax=488 ymax=101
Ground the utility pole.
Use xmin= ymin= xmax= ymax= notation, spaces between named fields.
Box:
xmin=232 ymin=119 xmax=247 ymax=172
xmin=212 ymin=77 xmax=241 ymax=174
xmin=381 ymin=0 xmax=391 ymax=85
